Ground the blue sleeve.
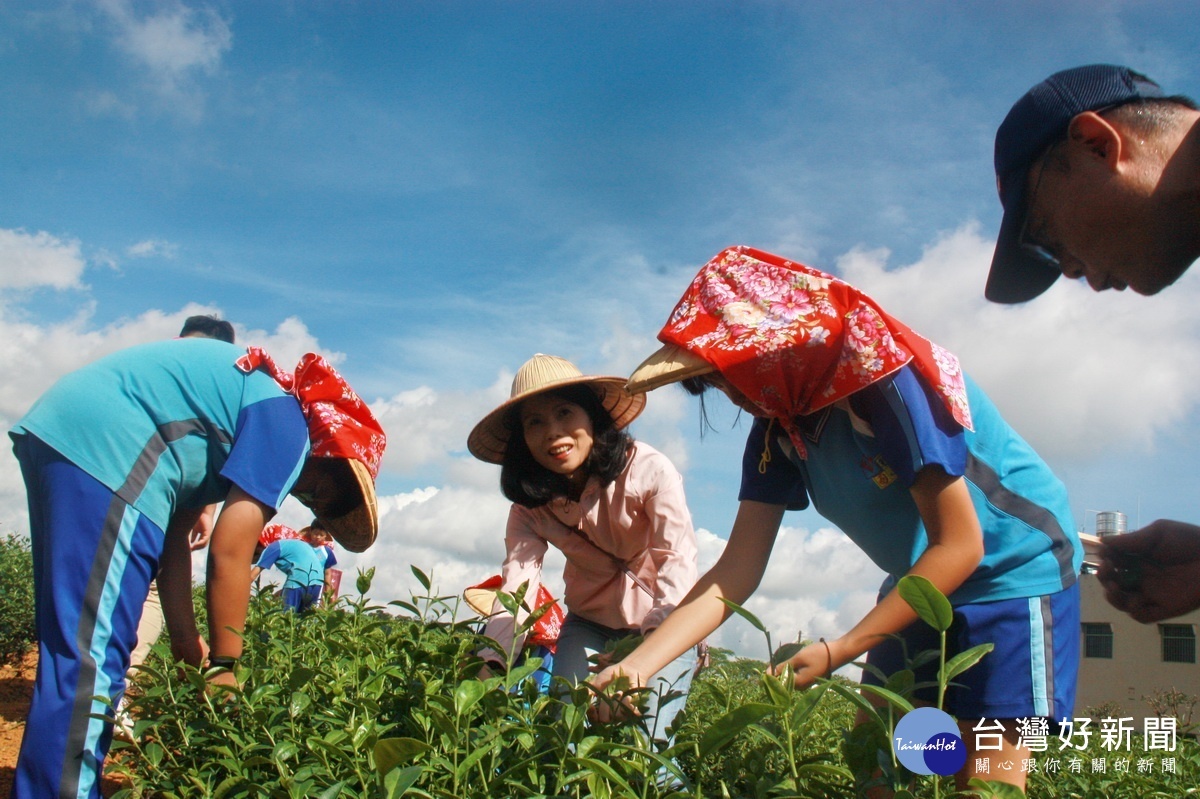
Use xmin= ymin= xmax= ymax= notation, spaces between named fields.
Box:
xmin=324 ymin=546 xmax=337 ymax=569
xmin=256 ymin=541 xmax=282 ymax=569
xmin=221 ymin=395 xmax=309 ymax=510
xmin=847 ymin=366 xmax=967 ymax=487
xmin=737 ymin=417 xmax=810 ymax=510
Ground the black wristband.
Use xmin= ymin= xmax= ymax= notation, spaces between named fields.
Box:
xmin=207 ymin=655 xmax=239 ymax=670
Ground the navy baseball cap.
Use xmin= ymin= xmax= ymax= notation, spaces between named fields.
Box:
xmin=986 ymin=65 xmax=1164 ymax=303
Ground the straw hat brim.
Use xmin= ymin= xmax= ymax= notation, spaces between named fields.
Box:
xmin=467 ymin=374 xmax=646 ymax=464
xmin=626 ymin=344 xmax=713 ymax=393
xmin=307 ymin=458 xmax=378 ymax=553
xmin=464 ymin=586 xmax=499 ymax=617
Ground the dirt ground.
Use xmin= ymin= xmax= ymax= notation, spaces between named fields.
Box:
xmin=0 ymin=651 xmax=129 ymax=797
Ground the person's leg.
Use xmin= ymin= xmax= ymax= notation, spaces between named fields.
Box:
xmin=550 ymin=614 xmax=613 ymax=689
xmin=946 ymin=584 xmax=1081 ymax=792
xmin=127 ymin=579 xmax=164 ymax=674
xmin=857 ymin=617 xmax=941 ymax=798
xmin=298 ymin=584 xmax=322 ymax=612
xmin=950 ymin=578 xmax=1084 ymax=791
xmin=281 ymin=586 xmax=304 ymax=612
xmin=642 ymin=645 xmax=697 ymax=743
xmin=14 ymin=435 xmax=161 ymax=799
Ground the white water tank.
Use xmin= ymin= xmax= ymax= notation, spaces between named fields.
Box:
xmin=1096 ymin=511 xmax=1128 ymax=538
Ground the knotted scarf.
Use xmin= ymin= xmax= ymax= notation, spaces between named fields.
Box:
xmin=658 ymin=246 xmax=972 ymax=456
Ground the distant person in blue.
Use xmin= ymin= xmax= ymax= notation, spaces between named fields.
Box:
xmin=251 ymin=522 xmax=338 ymax=612
xmin=592 ymin=246 xmax=1082 ymax=794
xmin=986 ymin=64 xmax=1200 ymax=625
xmin=9 ymin=338 xmax=386 ymax=799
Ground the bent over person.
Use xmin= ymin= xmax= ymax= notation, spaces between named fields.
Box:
xmin=592 ymin=246 xmax=1082 ymax=793
xmin=468 ymin=354 xmax=700 ymax=743
xmin=9 ymin=337 xmax=385 ymax=798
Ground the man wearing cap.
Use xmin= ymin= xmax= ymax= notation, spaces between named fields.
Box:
xmin=9 ymin=337 xmax=384 ymax=798
xmin=987 ymin=64 xmax=1200 ymax=624
xmin=987 ymin=63 xmax=1199 ymax=302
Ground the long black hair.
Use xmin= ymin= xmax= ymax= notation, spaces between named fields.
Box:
xmin=499 ymin=383 xmax=633 ymax=508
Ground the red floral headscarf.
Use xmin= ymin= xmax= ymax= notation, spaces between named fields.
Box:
xmin=464 ymin=575 xmax=564 ymax=651
xmin=236 ymin=348 xmax=387 ymax=478
xmin=658 ymin=246 xmax=972 ymax=456
xmin=259 ymin=523 xmax=303 ymax=547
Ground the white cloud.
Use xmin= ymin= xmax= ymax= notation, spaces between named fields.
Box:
xmin=92 ymin=0 xmax=232 ymax=117
xmin=690 ymin=524 xmax=884 ymax=660
xmin=371 ymin=371 xmax=509 ymax=476
xmin=237 ymin=316 xmax=333 ymax=373
xmin=836 ymin=223 xmax=1200 ymax=463
xmin=5 ymin=222 xmax=1198 ymax=662
xmin=127 ymin=239 xmax=178 ymax=259
xmin=98 ymin=0 xmax=230 ymax=75
xmin=0 ymin=228 xmax=87 ymax=291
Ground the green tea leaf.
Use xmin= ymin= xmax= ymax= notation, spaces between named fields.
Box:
xmin=452 ymin=679 xmax=486 ymax=718
xmin=858 ymin=684 xmax=915 ymax=713
xmin=382 ymin=764 xmax=425 ymax=798
xmin=940 ymin=642 xmax=995 ymax=683
xmin=409 ymin=565 xmax=430 ymax=591
xmin=718 ymin=597 xmax=767 ymax=632
xmin=770 ymin=641 xmax=805 ymax=667
xmin=287 ymin=667 xmax=316 ymax=692
xmin=761 ymin=671 xmax=791 ymax=708
xmin=356 ymin=566 xmax=376 ymax=595
xmin=374 ymin=738 xmax=433 ymax=776
xmin=884 ymin=668 xmax=915 ymax=697
xmin=896 ymin=575 xmax=953 ymax=631
xmin=965 ymin=778 xmax=1028 ymax=798
xmin=315 ymin=782 xmax=345 ymax=799
xmin=273 ymin=740 xmax=300 ymax=763
xmin=289 ymin=690 xmax=311 ymax=717
xmin=697 ymin=702 xmax=776 ymax=758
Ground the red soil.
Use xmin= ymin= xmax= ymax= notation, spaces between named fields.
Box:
xmin=0 ymin=651 xmax=129 ymax=797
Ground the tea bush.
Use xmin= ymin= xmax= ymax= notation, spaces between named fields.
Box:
xmin=0 ymin=532 xmax=36 ymax=664
xmin=105 ymin=569 xmax=1200 ymax=799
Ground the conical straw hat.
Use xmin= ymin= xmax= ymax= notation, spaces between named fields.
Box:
xmin=467 ymin=353 xmax=646 ymax=464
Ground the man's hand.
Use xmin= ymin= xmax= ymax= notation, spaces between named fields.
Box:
xmin=1098 ymin=520 xmax=1200 ymax=622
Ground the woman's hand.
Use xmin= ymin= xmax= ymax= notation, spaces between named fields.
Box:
xmin=769 ymin=639 xmax=836 ymax=689
xmin=587 ymin=663 xmax=646 ymax=723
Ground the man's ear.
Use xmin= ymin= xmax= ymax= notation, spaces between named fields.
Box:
xmin=1067 ymin=111 xmax=1124 ymax=170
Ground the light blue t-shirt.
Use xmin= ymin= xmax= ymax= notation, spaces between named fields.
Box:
xmin=12 ymin=338 xmax=310 ymax=531
xmin=739 ymin=365 xmax=1081 ymax=604
xmin=255 ymin=539 xmax=328 ymax=589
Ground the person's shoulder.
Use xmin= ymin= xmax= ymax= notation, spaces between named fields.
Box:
xmin=623 ymin=440 xmax=685 ymax=487
xmin=626 ymin=440 xmax=673 ymax=469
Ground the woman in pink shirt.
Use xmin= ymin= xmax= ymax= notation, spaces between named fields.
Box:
xmin=468 ymin=353 xmax=700 ymax=742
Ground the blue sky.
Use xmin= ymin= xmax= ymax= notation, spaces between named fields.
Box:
xmin=2 ymin=0 xmax=1199 ymax=655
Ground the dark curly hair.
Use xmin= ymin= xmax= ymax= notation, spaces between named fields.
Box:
xmin=500 ymin=383 xmax=633 ymax=508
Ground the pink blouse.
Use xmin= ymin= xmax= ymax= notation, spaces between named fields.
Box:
xmin=482 ymin=441 xmax=698 ymax=658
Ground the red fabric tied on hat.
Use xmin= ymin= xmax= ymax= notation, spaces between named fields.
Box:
xmin=659 ymin=246 xmax=972 ymax=457
xmin=236 ymin=348 xmax=386 ymax=478
xmin=259 ymin=523 xmax=303 ymax=547
xmin=469 ymin=575 xmax=564 ymax=650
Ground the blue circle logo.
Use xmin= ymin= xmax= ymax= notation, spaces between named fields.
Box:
xmin=892 ymin=707 xmax=966 ymax=776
